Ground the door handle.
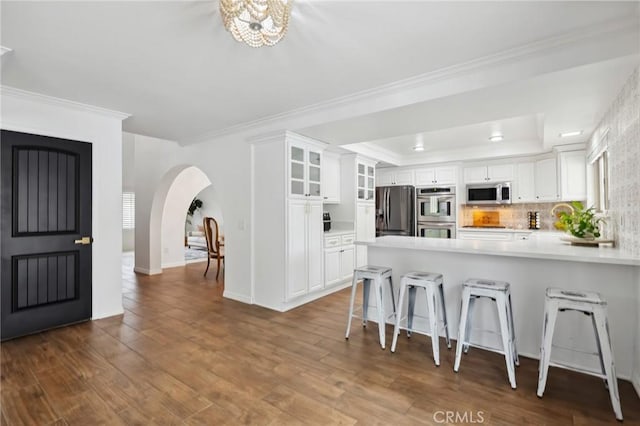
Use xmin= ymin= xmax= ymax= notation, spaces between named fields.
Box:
xmin=74 ymin=236 xmax=93 ymax=245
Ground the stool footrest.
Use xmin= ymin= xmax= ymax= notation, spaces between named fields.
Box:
xmin=548 ymin=361 xmax=606 ymax=380
xmin=461 ymin=342 xmax=508 ymax=356
xmin=550 ymin=344 xmax=600 ymax=358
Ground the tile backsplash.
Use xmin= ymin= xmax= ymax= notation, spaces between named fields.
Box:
xmin=588 ymin=66 xmax=639 ymax=256
xmin=460 ymin=202 xmax=574 ymax=231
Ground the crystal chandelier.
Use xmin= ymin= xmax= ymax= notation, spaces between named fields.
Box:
xmin=219 ymin=0 xmax=292 ymax=48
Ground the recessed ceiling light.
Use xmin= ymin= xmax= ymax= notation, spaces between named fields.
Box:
xmin=559 ymin=130 xmax=583 ymax=138
xmin=489 ymin=134 xmax=503 ymax=142
xmin=413 ymin=144 xmax=424 ymax=152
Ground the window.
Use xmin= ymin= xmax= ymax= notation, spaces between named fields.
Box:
xmin=593 ymin=150 xmax=609 ymax=212
xmin=122 ymin=192 xmax=135 ymax=229
xmin=588 ymin=128 xmax=609 ymax=213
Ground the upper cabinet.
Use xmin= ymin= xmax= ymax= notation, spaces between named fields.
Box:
xmin=289 ymin=139 xmax=324 ymax=200
xmin=514 ymin=162 xmax=536 ymax=202
xmin=376 ymin=169 xmax=413 ymax=186
xmin=322 ymin=151 xmax=341 ymax=203
xmin=534 ymin=157 xmax=559 ymax=202
xmin=463 ymin=164 xmax=514 ymax=183
xmin=558 ymin=150 xmax=587 ymax=201
xmin=357 ymin=161 xmax=376 ymax=202
xmin=414 ymin=166 xmax=457 ymax=186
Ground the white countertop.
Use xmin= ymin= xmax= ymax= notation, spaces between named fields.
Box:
xmin=458 ymin=227 xmax=533 ymax=233
xmin=357 ymin=235 xmax=640 ymax=266
xmin=323 ymin=222 xmax=355 ymax=237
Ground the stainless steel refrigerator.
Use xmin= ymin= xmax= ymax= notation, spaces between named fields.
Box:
xmin=375 ymin=186 xmax=415 ymax=236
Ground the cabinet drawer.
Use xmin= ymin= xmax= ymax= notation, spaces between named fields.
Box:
xmin=324 ymin=236 xmax=341 ymax=248
xmin=514 ymin=232 xmax=531 ymax=240
xmin=341 ymin=234 xmax=355 ymax=245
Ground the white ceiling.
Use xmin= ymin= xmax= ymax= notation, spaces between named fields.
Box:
xmin=1 ymin=1 xmax=639 ymax=157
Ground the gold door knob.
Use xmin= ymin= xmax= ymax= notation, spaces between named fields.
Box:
xmin=74 ymin=237 xmax=93 ymax=245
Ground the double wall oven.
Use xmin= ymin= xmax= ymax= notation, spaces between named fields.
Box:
xmin=416 ymin=186 xmax=456 ymax=239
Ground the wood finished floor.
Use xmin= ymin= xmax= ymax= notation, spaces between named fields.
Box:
xmin=1 ymin=256 xmax=639 ymax=425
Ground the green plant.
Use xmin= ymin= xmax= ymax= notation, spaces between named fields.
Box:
xmin=188 ymin=198 xmax=203 ymax=216
xmin=556 ymin=201 xmax=604 ymax=239
xmin=186 ymin=198 xmax=203 ymax=225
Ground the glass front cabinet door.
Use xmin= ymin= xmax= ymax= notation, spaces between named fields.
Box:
xmin=289 ymin=142 xmax=323 ymax=199
xmin=357 ymin=161 xmax=375 ymax=202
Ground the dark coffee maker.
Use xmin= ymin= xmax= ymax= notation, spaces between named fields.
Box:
xmin=323 ymin=212 xmax=331 ymax=232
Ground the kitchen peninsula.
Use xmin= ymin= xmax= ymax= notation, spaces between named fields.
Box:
xmin=358 ymin=235 xmax=640 ymax=390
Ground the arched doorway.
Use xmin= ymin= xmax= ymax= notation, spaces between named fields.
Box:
xmin=138 ymin=165 xmax=214 ymax=273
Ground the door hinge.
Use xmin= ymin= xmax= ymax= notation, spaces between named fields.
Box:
xmin=74 ymin=236 xmax=93 ymax=245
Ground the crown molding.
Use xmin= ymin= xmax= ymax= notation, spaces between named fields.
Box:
xmin=1 ymin=86 xmax=131 ymax=120
xmin=342 ymin=142 xmax=404 ymax=166
xmin=246 ymin=130 xmax=330 ymax=150
xmin=186 ymin=15 xmax=639 ymax=145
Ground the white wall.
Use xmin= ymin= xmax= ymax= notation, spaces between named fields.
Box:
xmin=587 ymin=66 xmax=640 ymax=396
xmin=122 ymin=132 xmax=135 ymax=252
xmin=133 ymin=135 xmax=186 ymax=274
xmin=132 ymin=133 xmax=252 ymax=303
xmin=160 ymin=166 xmax=211 ymax=268
xmin=0 ymin=87 xmax=128 ymax=319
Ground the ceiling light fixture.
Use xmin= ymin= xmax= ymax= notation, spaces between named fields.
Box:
xmin=220 ymin=0 xmax=292 ymax=48
xmin=413 ymin=144 xmax=425 ymax=152
xmin=559 ymin=130 xmax=583 ymax=138
xmin=489 ymin=134 xmax=504 ymax=142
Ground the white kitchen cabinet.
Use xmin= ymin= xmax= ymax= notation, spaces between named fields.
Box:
xmin=414 ymin=166 xmax=457 ymax=186
xmin=287 ymin=200 xmax=324 ymax=300
xmin=356 ymin=202 xmax=375 ymax=267
xmin=377 ymin=168 xmax=414 ymax=186
xmin=514 ymin=162 xmax=536 ymax=203
xmin=324 ymin=233 xmax=355 ymax=287
xmin=558 ymin=150 xmax=586 ymax=201
xmin=357 ymin=161 xmax=376 ymax=201
xmin=324 ymin=247 xmax=341 ymax=286
xmin=289 ymin=140 xmax=323 ymax=200
xmin=322 ymin=151 xmax=341 ymax=203
xmin=534 ymin=157 xmax=559 ymax=202
xmin=464 ymin=164 xmax=514 ymax=183
xmin=252 ymin=131 xmax=330 ymax=312
xmin=340 ymin=245 xmax=355 ymax=281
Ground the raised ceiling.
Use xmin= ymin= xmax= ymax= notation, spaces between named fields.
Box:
xmin=1 ymin=1 xmax=639 ymax=149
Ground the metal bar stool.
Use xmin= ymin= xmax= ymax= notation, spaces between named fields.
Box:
xmin=537 ymin=288 xmax=622 ymax=421
xmin=454 ymin=278 xmax=519 ymax=389
xmin=390 ymin=271 xmax=451 ymax=366
xmin=345 ymin=265 xmax=396 ymax=349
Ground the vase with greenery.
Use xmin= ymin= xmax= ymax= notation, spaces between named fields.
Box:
xmin=552 ymin=201 xmax=604 ymax=239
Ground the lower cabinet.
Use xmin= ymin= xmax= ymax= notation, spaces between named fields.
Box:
xmin=287 ymin=200 xmax=324 ymax=300
xmin=324 ymin=234 xmax=355 ymax=287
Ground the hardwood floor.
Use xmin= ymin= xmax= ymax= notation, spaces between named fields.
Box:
xmin=1 ymin=256 xmax=639 ymax=425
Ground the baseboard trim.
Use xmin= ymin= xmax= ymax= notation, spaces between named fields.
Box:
xmin=161 ymin=260 xmax=186 ymax=269
xmin=133 ymin=266 xmax=162 ymax=275
xmin=223 ymin=290 xmax=252 ymax=304
xmin=258 ymin=281 xmax=353 ymax=313
xmin=91 ymin=308 xmax=124 ymax=320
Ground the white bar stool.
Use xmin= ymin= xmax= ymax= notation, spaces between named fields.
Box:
xmin=454 ymin=278 xmax=519 ymax=389
xmin=537 ymin=288 xmax=622 ymax=421
xmin=390 ymin=272 xmax=451 ymax=366
xmin=345 ymin=265 xmax=396 ymax=349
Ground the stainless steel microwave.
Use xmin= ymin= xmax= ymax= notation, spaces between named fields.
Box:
xmin=466 ymin=182 xmax=512 ymax=205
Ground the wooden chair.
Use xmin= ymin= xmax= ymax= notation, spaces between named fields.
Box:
xmin=203 ymin=217 xmax=225 ymax=279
